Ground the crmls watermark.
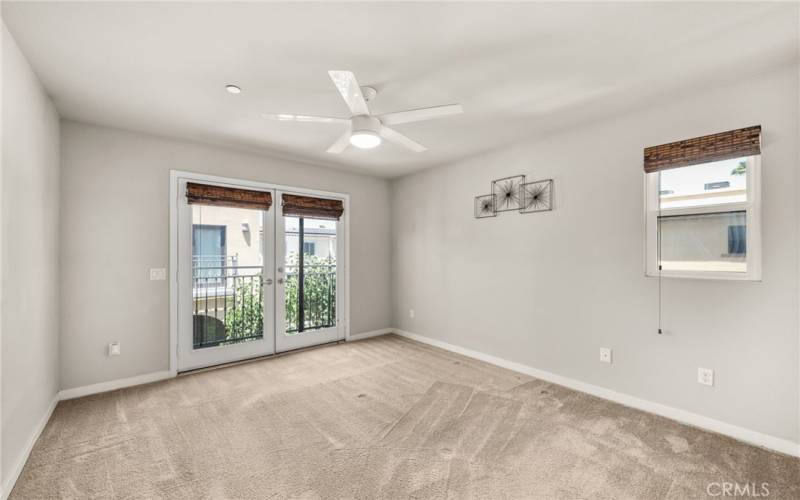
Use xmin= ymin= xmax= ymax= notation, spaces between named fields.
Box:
xmin=706 ymin=482 xmax=770 ymax=497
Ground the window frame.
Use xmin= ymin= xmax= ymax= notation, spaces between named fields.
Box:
xmin=644 ymin=155 xmax=762 ymax=281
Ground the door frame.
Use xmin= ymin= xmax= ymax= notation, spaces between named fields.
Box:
xmin=176 ymin=183 xmax=276 ymax=371
xmin=169 ymin=170 xmax=351 ymax=374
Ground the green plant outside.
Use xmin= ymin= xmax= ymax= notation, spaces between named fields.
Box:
xmin=283 ymin=253 xmax=336 ymax=333
xmin=223 ymin=278 xmax=263 ymax=341
xmin=222 ymin=254 xmax=336 ymax=338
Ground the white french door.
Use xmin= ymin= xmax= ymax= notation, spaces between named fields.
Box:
xmin=175 ymin=176 xmax=346 ymax=371
xmin=275 ymin=190 xmax=344 ymax=352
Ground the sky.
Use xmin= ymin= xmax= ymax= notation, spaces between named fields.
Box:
xmin=659 ymin=157 xmax=748 ymax=209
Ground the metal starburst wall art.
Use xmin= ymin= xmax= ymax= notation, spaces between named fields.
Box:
xmin=492 ymin=175 xmax=525 ymax=212
xmin=474 ymin=194 xmax=496 ymax=218
xmin=521 ymin=179 xmax=553 ymax=213
xmin=474 ymin=175 xmax=554 ymax=219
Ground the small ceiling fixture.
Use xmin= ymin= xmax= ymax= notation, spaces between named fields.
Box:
xmin=225 ymin=84 xmax=241 ymax=94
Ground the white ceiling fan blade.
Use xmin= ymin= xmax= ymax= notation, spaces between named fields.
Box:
xmin=326 ymin=130 xmax=351 ymax=154
xmin=378 ymin=104 xmax=463 ymax=126
xmin=379 ymin=126 xmax=427 ymax=152
xmin=328 ymin=70 xmax=369 ymax=116
xmin=262 ymin=113 xmax=348 ymax=124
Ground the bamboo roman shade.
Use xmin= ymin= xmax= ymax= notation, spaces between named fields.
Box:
xmin=643 ymin=125 xmax=761 ymax=173
xmin=186 ymin=182 xmax=273 ymax=210
xmin=282 ymin=194 xmax=344 ymax=220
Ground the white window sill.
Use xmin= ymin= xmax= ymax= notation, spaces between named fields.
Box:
xmin=645 ymin=271 xmax=761 ymax=282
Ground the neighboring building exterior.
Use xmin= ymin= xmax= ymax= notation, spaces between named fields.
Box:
xmin=284 ymin=216 xmax=337 ymax=261
xmin=659 ymin=211 xmax=746 ymax=272
xmin=191 ymin=207 xmax=337 ymax=270
xmin=192 ymin=205 xmax=263 ymax=271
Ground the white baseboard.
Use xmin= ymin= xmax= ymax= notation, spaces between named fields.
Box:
xmin=58 ymin=370 xmax=175 ymax=401
xmin=1 ymin=394 xmax=59 ymax=500
xmin=348 ymin=327 xmax=393 ymax=341
xmin=392 ymin=329 xmax=800 ymax=458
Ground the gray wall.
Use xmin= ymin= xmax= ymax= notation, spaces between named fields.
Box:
xmin=1 ymin=22 xmax=61 ymax=487
xmin=391 ymin=66 xmax=799 ymax=443
xmin=60 ymin=122 xmax=392 ymax=390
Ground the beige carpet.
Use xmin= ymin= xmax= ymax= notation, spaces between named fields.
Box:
xmin=11 ymin=334 xmax=799 ymax=499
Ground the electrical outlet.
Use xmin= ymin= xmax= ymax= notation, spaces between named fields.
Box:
xmin=599 ymin=348 xmax=612 ymax=363
xmin=109 ymin=342 xmax=121 ymax=356
xmin=409 ymin=309 xmax=415 ymax=319
xmin=698 ymin=367 xmax=714 ymax=386
xmin=149 ymin=268 xmax=167 ymax=280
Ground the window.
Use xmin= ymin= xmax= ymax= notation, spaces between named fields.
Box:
xmin=303 ymin=241 xmax=316 ymax=255
xmin=192 ymin=225 xmax=226 ymax=282
xmin=645 ymin=156 xmax=761 ymax=279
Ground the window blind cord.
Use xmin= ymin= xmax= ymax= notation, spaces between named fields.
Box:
xmin=657 ymin=172 xmax=663 ymax=335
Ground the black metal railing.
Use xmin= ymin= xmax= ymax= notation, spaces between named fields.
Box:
xmin=191 ymin=260 xmax=336 ymax=346
xmin=192 ymin=265 xmax=262 ymax=349
xmin=284 ymin=263 xmax=336 ymax=334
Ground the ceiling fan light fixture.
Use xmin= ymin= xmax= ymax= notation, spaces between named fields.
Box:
xmin=349 ymin=115 xmax=382 ymax=149
xmin=350 ymin=130 xmax=381 ymax=149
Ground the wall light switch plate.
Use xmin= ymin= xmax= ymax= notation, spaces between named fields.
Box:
xmin=698 ymin=367 xmax=714 ymax=386
xmin=150 ymin=268 xmax=167 ymax=280
xmin=409 ymin=309 xmax=415 ymax=319
xmin=599 ymin=348 xmax=612 ymax=363
xmin=109 ymin=342 xmax=121 ymax=356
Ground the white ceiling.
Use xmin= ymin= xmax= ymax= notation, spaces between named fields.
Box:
xmin=2 ymin=2 xmax=797 ymax=178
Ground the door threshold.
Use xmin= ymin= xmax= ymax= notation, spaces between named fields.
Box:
xmin=177 ymin=339 xmax=346 ymax=376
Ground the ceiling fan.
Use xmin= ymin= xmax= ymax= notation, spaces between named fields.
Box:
xmin=262 ymin=70 xmax=463 ymax=153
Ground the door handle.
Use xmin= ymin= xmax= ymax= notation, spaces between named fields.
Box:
xmin=277 ymin=278 xmax=285 ymax=285
xmin=264 ymin=278 xmax=273 ymax=285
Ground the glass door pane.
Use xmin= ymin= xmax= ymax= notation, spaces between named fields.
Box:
xmin=192 ymin=204 xmax=265 ymax=348
xmin=283 ymin=216 xmax=337 ymax=334
xmin=301 ymin=217 xmax=337 ymax=331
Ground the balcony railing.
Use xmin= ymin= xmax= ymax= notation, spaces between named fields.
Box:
xmin=284 ymin=263 xmax=336 ymax=334
xmin=192 ymin=264 xmax=262 ymax=349
xmin=191 ymin=258 xmax=337 ymax=348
